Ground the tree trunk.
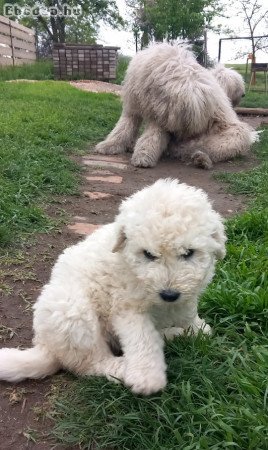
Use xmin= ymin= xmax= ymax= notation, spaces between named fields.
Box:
xmin=50 ymin=16 xmax=59 ymax=42
xmin=57 ymin=17 xmax=66 ymax=43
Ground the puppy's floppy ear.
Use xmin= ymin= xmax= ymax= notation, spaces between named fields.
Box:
xmin=212 ymin=226 xmax=226 ymax=259
xmin=112 ymin=227 xmax=127 ymax=253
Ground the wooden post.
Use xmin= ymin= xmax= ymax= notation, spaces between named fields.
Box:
xmin=252 ymin=55 xmax=256 ymax=85
xmin=9 ymin=19 xmax=15 ymax=66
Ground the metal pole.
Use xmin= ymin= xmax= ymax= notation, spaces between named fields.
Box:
xmin=218 ymin=39 xmax=222 ymax=62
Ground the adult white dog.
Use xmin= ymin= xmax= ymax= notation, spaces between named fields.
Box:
xmin=95 ymin=44 xmax=257 ymax=169
xmin=0 ymin=179 xmax=226 ymax=395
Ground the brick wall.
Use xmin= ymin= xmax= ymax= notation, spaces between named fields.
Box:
xmin=53 ymin=43 xmax=120 ymax=80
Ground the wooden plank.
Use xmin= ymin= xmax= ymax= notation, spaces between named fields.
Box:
xmin=0 ymin=55 xmax=12 ymax=65
xmin=11 ymin=27 xmax=35 ymax=43
xmin=235 ymin=107 xmax=268 ymax=116
xmin=12 ymin=37 xmax=35 ymax=52
xmin=11 ymin=20 xmax=35 ymax=35
xmin=0 ymin=34 xmax=12 ymax=46
xmin=13 ymin=48 xmax=36 ymax=60
xmin=14 ymin=58 xmax=35 ymax=66
xmin=0 ymin=15 xmax=10 ymax=25
xmin=0 ymin=45 xmax=12 ymax=57
xmin=0 ymin=22 xmax=11 ymax=36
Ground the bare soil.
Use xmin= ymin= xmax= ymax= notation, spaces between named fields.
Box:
xmin=0 ymin=113 xmax=267 ymax=449
xmin=70 ymin=80 xmax=122 ymax=95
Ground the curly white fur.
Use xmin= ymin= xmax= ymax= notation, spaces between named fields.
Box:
xmin=95 ymin=44 xmax=257 ymax=169
xmin=211 ymin=64 xmax=245 ymax=106
xmin=0 ymin=179 xmax=226 ymax=395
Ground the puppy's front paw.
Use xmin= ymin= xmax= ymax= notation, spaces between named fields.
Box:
xmin=124 ymin=369 xmax=167 ymax=395
xmin=187 ymin=316 xmax=212 ymax=336
xmin=199 ymin=322 xmax=212 ymax=335
xmin=161 ymin=327 xmax=185 ymax=340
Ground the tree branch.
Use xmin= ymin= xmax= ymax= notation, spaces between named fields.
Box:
xmin=37 ymin=16 xmax=53 ymax=40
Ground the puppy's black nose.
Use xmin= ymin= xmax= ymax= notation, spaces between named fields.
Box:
xmin=159 ymin=290 xmax=180 ymax=302
xmin=242 ymin=93 xmax=245 ymax=97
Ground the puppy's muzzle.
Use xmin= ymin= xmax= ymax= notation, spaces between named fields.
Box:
xmin=159 ymin=290 xmax=180 ymax=302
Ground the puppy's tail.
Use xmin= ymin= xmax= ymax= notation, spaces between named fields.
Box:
xmin=0 ymin=346 xmax=60 ymax=382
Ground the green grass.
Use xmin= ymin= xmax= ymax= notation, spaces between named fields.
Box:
xmin=216 ymin=127 xmax=268 ymax=205
xmin=113 ymin=55 xmax=131 ymax=85
xmin=0 ymin=60 xmax=54 ymax=81
xmin=239 ymin=91 xmax=268 ymax=109
xmin=0 ymin=56 xmax=129 ymax=85
xmin=226 ymin=63 xmax=268 ymax=108
xmin=50 ymin=129 xmax=268 ymax=449
xmin=0 ymin=81 xmax=121 ymax=247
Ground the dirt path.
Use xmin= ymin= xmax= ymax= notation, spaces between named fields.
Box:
xmin=0 ymin=115 xmax=267 ymax=449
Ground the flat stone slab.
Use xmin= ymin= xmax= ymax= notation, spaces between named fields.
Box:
xmin=83 ymin=155 xmax=127 ymax=163
xmin=86 ymin=175 xmax=123 ymax=184
xmin=83 ymin=159 xmax=127 ymax=170
xmin=73 ymin=216 xmax=88 ymax=221
xmin=68 ymin=223 xmax=101 ymax=235
xmin=84 ymin=191 xmax=113 ymax=200
xmin=91 ymin=170 xmax=114 ymax=175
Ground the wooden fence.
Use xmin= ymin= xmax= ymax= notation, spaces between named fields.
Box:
xmin=0 ymin=15 xmax=36 ymax=66
xmin=53 ymin=43 xmax=119 ymax=80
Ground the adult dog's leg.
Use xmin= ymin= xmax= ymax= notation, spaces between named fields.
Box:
xmin=112 ymin=312 xmax=167 ymax=395
xmin=131 ymin=122 xmax=170 ymax=167
xmin=169 ymin=122 xmax=258 ymax=169
xmin=95 ymin=112 xmax=142 ymax=155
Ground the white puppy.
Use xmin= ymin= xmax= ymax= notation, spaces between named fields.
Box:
xmin=0 ymin=179 xmax=226 ymax=395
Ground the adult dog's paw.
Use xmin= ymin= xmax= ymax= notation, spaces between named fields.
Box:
xmin=131 ymin=152 xmax=157 ymax=168
xmin=191 ymin=151 xmax=213 ymax=170
xmin=95 ymin=141 xmax=124 ymax=155
xmin=124 ymin=369 xmax=167 ymax=395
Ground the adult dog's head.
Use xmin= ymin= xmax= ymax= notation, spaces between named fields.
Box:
xmin=113 ymin=179 xmax=226 ymax=306
xmin=211 ymin=64 xmax=245 ymax=107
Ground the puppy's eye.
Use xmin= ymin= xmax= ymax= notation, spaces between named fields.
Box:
xmin=143 ymin=250 xmax=158 ymax=261
xmin=182 ymin=249 xmax=195 ymax=259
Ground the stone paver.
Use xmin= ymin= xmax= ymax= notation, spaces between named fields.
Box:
xmin=68 ymin=155 xmax=123 ymax=237
xmin=83 ymin=155 xmax=127 ymax=163
xmin=86 ymin=175 xmax=123 ymax=184
xmin=83 ymin=159 xmax=127 ymax=170
xmin=92 ymin=170 xmax=114 ymax=175
xmin=84 ymin=191 xmax=113 ymax=200
xmin=73 ymin=215 xmax=88 ymax=221
xmin=68 ymin=223 xmax=101 ymax=235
